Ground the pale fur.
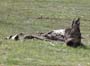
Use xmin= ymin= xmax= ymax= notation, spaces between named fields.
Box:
xmin=53 ymin=29 xmax=65 ymax=36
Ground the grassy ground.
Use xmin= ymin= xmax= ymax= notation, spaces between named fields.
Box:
xmin=0 ymin=0 xmax=90 ymax=66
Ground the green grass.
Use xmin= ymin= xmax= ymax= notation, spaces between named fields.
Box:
xmin=0 ymin=0 xmax=90 ymax=66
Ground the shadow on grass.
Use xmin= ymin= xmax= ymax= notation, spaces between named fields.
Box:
xmin=76 ymin=43 xmax=90 ymax=50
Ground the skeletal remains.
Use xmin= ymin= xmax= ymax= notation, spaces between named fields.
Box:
xmin=5 ymin=18 xmax=83 ymax=47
